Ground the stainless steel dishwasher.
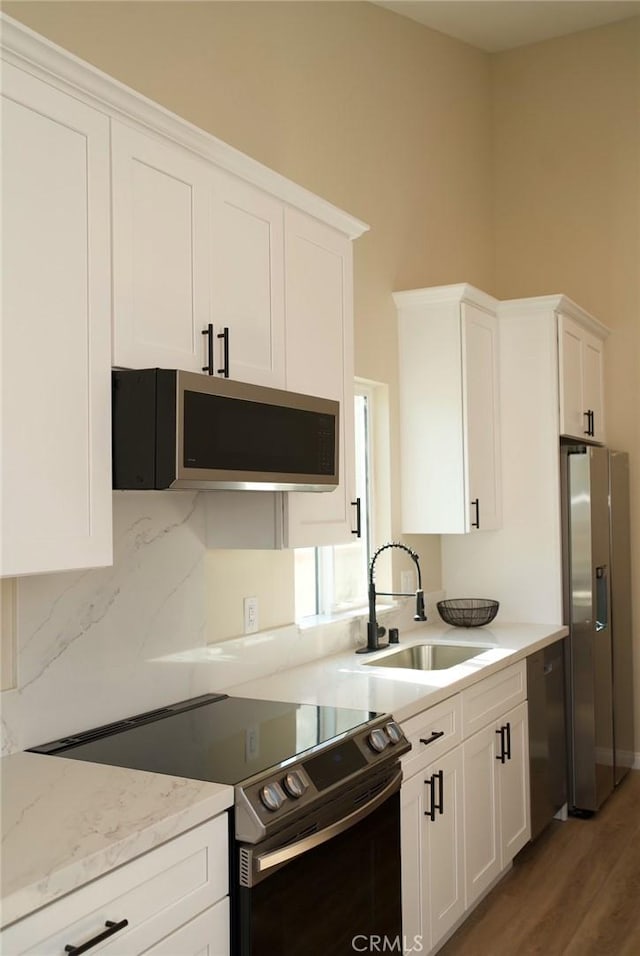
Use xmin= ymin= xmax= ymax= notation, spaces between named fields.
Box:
xmin=527 ymin=639 xmax=568 ymax=839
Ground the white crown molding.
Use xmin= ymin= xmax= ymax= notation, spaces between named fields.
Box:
xmin=0 ymin=13 xmax=369 ymax=240
xmin=393 ymin=283 xmax=499 ymax=314
xmin=499 ymin=294 xmax=610 ymax=338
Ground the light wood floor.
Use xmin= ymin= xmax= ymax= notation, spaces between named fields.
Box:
xmin=439 ymin=770 xmax=640 ymax=956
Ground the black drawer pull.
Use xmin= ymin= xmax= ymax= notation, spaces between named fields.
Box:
xmin=505 ymin=720 xmax=512 ymax=761
xmin=202 ymin=323 xmax=214 ymax=375
xmin=65 ymin=919 xmax=129 ymax=955
xmin=496 ymin=725 xmax=506 ymax=763
xmin=420 ymin=730 xmax=445 ymax=746
xmin=217 ymin=326 xmax=229 ymax=377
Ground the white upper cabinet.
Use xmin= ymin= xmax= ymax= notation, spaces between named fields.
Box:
xmin=283 ymin=209 xmax=357 ymax=547
xmin=210 ymin=172 xmax=285 ymax=388
xmin=112 ymin=126 xmax=285 ymax=388
xmin=558 ymin=312 xmax=606 ymax=443
xmin=395 ymin=285 xmax=502 ymax=534
xmin=1 ymin=13 xmax=368 ymax=563
xmin=111 ymin=121 xmax=212 ymax=372
xmin=1 ymin=62 xmax=112 ymax=576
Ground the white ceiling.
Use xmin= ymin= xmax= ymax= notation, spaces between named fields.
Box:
xmin=373 ymin=1 xmax=640 ymax=52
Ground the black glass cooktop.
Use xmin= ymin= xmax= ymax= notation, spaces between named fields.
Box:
xmin=29 ymin=694 xmax=380 ymax=786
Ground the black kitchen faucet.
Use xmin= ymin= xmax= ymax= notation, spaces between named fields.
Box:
xmin=356 ymin=541 xmax=427 ymax=654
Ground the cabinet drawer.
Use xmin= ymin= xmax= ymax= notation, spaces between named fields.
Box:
xmin=142 ymin=898 xmax=229 ymax=956
xmin=461 ymin=662 xmax=526 ymax=738
xmin=401 ymin=694 xmax=462 ymax=778
xmin=1 ymin=815 xmax=228 ymax=955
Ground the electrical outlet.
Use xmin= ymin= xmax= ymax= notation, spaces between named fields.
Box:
xmin=244 ymin=596 xmax=259 ymax=634
xmin=401 ymin=570 xmax=414 ymax=595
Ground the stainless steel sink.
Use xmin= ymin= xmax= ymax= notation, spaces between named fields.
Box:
xmin=364 ymin=642 xmax=492 ymax=671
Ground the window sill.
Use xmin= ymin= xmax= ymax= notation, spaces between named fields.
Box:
xmin=296 ymin=600 xmax=402 ymax=631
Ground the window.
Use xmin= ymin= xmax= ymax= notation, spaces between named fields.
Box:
xmin=295 ymin=381 xmax=386 ymax=620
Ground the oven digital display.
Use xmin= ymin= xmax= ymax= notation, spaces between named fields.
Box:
xmin=304 ymin=739 xmax=366 ymax=791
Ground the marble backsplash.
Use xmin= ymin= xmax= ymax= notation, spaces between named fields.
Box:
xmin=1 ymin=491 xmax=213 ymax=755
xmin=0 ymin=488 xmax=442 ymax=756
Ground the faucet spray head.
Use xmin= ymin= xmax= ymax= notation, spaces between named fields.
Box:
xmin=414 ymin=588 xmax=427 ymax=622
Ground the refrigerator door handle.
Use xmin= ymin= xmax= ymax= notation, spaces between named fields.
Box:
xmin=595 ymin=565 xmax=609 ymax=632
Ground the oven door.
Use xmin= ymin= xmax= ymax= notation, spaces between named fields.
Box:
xmin=234 ymin=767 xmax=403 ymax=956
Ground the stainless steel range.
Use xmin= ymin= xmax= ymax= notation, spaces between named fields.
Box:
xmin=30 ymin=693 xmax=410 ymax=955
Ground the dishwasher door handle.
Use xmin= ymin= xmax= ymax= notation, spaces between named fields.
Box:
xmin=252 ymin=767 xmax=403 ymax=877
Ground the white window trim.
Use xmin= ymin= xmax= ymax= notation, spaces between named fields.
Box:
xmin=295 ymin=378 xmax=392 ymax=624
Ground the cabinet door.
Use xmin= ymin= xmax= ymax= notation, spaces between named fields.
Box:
xmin=462 ymin=723 xmax=501 ymax=907
xmin=111 ymin=121 xmax=211 ymax=371
xmin=400 ymin=773 xmax=428 ymax=951
xmin=283 ymin=209 xmax=356 ymax=547
xmin=558 ymin=313 xmax=584 ymax=439
xmin=1 ymin=62 xmax=112 ymax=576
xmin=498 ymin=701 xmax=531 ymax=866
xmin=210 ymin=173 xmax=285 ymax=387
xmin=558 ymin=313 xmax=605 ymax=443
xmin=462 ymin=303 xmax=501 ymax=531
xmin=401 ymin=748 xmax=465 ymax=954
xmin=426 ymin=747 xmax=465 ymax=950
xmin=581 ymin=330 xmax=605 ymax=443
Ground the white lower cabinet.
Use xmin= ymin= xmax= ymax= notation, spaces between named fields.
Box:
xmin=142 ymin=899 xmax=229 ymax=956
xmin=401 ymin=747 xmax=465 ymax=954
xmin=462 ymin=701 xmax=530 ymax=906
xmin=0 ymin=815 xmax=230 ymax=956
xmin=401 ymin=662 xmax=530 ymax=954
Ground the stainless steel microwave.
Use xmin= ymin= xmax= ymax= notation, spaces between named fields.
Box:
xmin=112 ymin=369 xmax=339 ymax=491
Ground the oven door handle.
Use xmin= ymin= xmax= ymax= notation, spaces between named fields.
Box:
xmin=253 ymin=767 xmax=402 ymax=876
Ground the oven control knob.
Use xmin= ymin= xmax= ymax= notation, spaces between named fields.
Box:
xmin=385 ymin=721 xmax=403 ymax=744
xmin=259 ymin=781 xmax=286 ymax=812
xmin=282 ymin=770 xmax=307 ymax=799
xmin=368 ymin=728 xmax=389 ymax=753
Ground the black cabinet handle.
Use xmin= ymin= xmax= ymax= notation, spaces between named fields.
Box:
xmin=434 ymin=769 xmax=444 ymax=816
xmin=496 ymin=726 xmax=506 ymax=763
xmin=65 ymin=919 xmax=129 ymax=955
xmin=202 ymin=324 xmax=214 ymax=375
xmin=420 ymin=730 xmax=445 ymax=746
xmin=505 ymin=721 xmax=512 ymax=761
xmin=351 ymin=498 xmax=361 ymax=537
xmin=217 ymin=327 xmax=229 ymax=378
xmin=424 ymin=774 xmax=436 ymax=820
xmin=424 ymin=770 xmax=444 ymax=821
xmin=471 ymin=498 xmax=480 ymax=529
xmin=590 ymin=410 xmax=595 ymax=436
xmin=584 ymin=409 xmax=595 ymax=436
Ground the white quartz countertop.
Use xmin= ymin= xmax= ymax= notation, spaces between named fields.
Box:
xmin=0 ymin=751 xmax=233 ymax=929
xmin=0 ymin=617 xmax=566 ymax=930
xmin=225 ymin=620 xmax=568 ymax=723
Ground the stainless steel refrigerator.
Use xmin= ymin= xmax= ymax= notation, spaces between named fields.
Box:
xmin=561 ymin=443 xmax=634 ymax=813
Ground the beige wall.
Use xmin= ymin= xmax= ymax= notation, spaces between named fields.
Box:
xmin=492 ymin=17 xmax=640 ymax=749
xmin=4 ymin=1 xmax=494 ymax=636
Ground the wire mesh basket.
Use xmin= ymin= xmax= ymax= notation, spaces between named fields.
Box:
xmin=437 ymin=598 xmax=499 ymax=628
